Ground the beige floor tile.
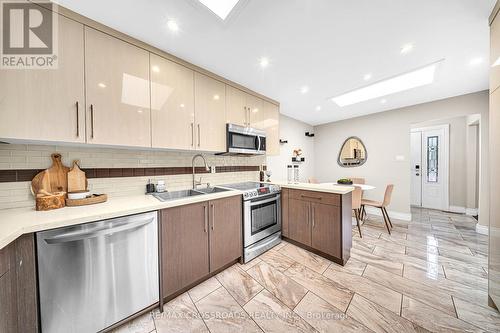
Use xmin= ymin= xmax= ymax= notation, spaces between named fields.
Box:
xmin=154 ymin=293 xmax=208 ymax=333
xmin=278 ymin=243 xmax=331 ymax=274
xmin=216 ymin=265 xmax=263 ymax=306
xmin=112 ymin=312 xmax=155 ymax=333
xmin=273 ymin=241 xmax=287 ymax=251
xmin=188 ymin=277 xmax=222 ymax=303
xmin=285 ymin=263 xmax=353 ymax=312
xmin=402 ymin=265 xmax=488 ymax=307
xmin=401 ymin=296 xmax=484 ymax=333
xmin=453 ymin=297 xmax=500 ymax=332
xmin=352 ymin=238 xmax=376 ymax=253
xmin=328 ymin=257 xmax=366 ymax=276
xmin=238 ymin=258 xmax=262 ymax=271
xmin=247 ymin=261 xmax=308 ymax=309
xmin=347 ymin=294 xmax=430 ymax=333
xmin=443 ymin=266 xmax=488 ymax=291
xmin=437 ymin=248 xmax=488 ymax=266
xmin=260 ymin=248 xmax=297 ymax=272
xmin=294 ymin=292 xmax=372 ymax=333
xmin=195 ymin=287 xmax=262 ymax=333
xmin=324 ymin=265 xmax=402 ymax=314
xmin=350 ymin=247 xmax=404 ymax=275
xmin=354 ymin=234 xmax=406 ymax=254
xmin=363 ymin=265 xmax=456 ymax=316
xmin=243 ymin=290 xmax=316 ymax=333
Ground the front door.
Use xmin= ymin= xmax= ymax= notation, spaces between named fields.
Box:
xmin=410 ymin=125 xmax=449 ymax=210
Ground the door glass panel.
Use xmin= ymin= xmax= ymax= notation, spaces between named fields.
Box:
xmin=251 ymin=200 xmax=278 ymax=235
xmin=427 ymin=136 xmax=439 ymax=182
xmin=231 ymin=133 xmax=256 ymax=149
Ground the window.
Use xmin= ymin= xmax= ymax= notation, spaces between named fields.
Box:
xmin=427 ymin=136 xmax=439 ymax=182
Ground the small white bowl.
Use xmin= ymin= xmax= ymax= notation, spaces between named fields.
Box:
xmin=68 ymin=191 xmax=91 ymax=200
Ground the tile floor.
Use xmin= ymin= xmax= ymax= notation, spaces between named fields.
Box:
xmin=114 ymin=207 xmax=500 ymax=333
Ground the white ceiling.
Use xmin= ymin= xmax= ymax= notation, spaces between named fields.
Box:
xmin=54 ymin=0 xmax=496 ymax=125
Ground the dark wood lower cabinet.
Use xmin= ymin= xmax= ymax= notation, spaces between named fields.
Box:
xmin=283 ymin=189 xmax=351 ymax=265
xmin=161 ymin=195 xmax=243 ymax=300
xmin=161 ymin=201 xmax=210 ymax=298
xmin=0 ymin=234 xmax=38 ymax=333
xmin=209 ymin=196 xmax=242 ymax=272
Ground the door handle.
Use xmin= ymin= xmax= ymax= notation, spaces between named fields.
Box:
xmin=211 ymin=203 xmax=215 ymax=230
xmin=75 ymin=101 xmax=80 ymax=138
xmin=90 ymin=104 xmax=95 ymax=139
xmin=191 ymin=123 xmax=194 ymax=147
xmin=204 ymin=205 xmax=208 ymax=233
xmin=197 ymin=124 xmax=201 ymax=147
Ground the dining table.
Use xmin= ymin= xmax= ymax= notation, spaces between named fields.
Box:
xmin=325 ymin=182 xmax=376 ymax=223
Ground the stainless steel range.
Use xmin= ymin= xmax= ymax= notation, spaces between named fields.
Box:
xmin=220 ymin=182 xmax=281 ymax=263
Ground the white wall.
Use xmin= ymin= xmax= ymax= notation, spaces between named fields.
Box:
xmin=266 ymin=115 xmax=314 ymax=182
xmin=313 ymin=91 xmax=489 ymax=227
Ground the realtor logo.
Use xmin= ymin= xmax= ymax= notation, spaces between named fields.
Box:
xmin=1 ymin=0 xmax=58 ymax=69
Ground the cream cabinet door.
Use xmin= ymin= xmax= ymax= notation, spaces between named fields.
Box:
xmin=85 ymin=27 xmax=151 ymax=147
xmin=225 ymin=85 xmax=247 ymax=126
xmin=194 ymin=73 xmax=226 ymax=152
xmin=247 ymin=94 xmax=264 ymax=129
xmin=492 ymin=15 xmax=500 ymax=92
xmin=0 ymin=12 xmax=85 ymax=143
xmin=263 ymin=101 xmax=280 ymax=155
xmin=151 ymin=54 xmax=195 ymax=150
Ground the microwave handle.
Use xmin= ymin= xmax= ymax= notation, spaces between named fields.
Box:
xmin=257 ymin=136 xmax=261 ymax=153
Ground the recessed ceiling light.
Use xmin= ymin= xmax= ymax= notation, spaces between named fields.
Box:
xmin=363 ymin=73 xmax=372 ymax=81
xmin=315 ymin=106 xmax=322 ymax=111
xmin=167 ymin=19 xmax=179 ymax=32
xmin=330 ymin=60 xmax=443 ymax=107
xmin=98 ymin=82 xmax=106 ymax=88
xmin=400 ymin=43 xmax=414 ymax=55
xmin=259 ymin=57 xmax=270 ymax=68
xmin=300 ymin=86 xmax=309 ymax=94
xmin=380 ymin=99 xmax=387 ymax=104
xmin=152 ymin=65 xmax=160 ymax=73
xmin=198 ymin=0 xmax=240 ymax=20
xmin=213 ymin=94 xmax=220 ymax=100
xmin=180 ymin=103 xmax=185 ymax=108
xmin=469 ymin=57 xmax=484 ymax=66
xmin=493 ymin=57 xmax=500 ymax=67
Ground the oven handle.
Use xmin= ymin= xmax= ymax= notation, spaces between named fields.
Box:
xmin=248 ymin=233 xmax=281 ymax=251
xmin=246 ymin=193 xmax=280 ymax=207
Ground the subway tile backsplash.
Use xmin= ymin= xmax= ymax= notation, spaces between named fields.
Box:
xmin=0 ymin=144 xmax=266 ymax=210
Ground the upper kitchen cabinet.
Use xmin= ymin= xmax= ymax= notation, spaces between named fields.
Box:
xmin=246 ymin=94 xmax=264 ymax=129
xmin=84 ymin=27 xmax=151 ymax=147
xmin=151 ymin=54 xmax=195 ymax=150
xmin=226 ymin=85 xmax=264 ymax=129
xmin=263 ymin=101 xmax=280 ymax=155
xmin=492 ymin=14 xmax=500 ymax=92
xmin=0 ymin=12 xmax=85 ymax=143
xmin=194 ymin=73 xmax=226 ymax=152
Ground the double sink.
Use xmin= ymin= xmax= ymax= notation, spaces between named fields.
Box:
xmin=152 ymin=187 xmax=231 ymax=202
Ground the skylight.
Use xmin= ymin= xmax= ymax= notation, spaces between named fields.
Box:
xmin=198 ymin=0 xmax=240 ymax=20
xmin=331 ymin=61 xmax=443 ymax=107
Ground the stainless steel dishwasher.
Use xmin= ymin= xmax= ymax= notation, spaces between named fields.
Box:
xmin=36 ymin=211 xmax=159 ymax=333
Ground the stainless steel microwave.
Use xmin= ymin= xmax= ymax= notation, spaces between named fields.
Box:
xmin=222 ymin=124 xmax=266 ymax=155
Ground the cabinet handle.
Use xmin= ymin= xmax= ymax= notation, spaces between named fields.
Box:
xmin=306 ymin=203 xmax=310 ymax=225
xmin=197 ymin=124 xmax=201 ymax=147
xmin=211 ymin=203 xmax=215 ymax=230
xmin=191 ymin=123 xmax=194 ymax=147
xmin=203 ymin=205 xmax=208 ymax=233
xmin=90 ymin=104 xmax=95 ymax=139
xmin=75 ymin=101 xmax=80 ymax=137
xmin=301 ymin=195 xmax=322 ymax=200
xmin=312 ymin=206 xmax=315 ymax=228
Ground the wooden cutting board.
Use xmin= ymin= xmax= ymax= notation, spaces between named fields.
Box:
xmin=67 ymin=160 xmax=87 ymax=193
xmin=31 ymin=153 xmax=69 ymax=195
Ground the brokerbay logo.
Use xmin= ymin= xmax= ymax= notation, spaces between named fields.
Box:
xmin=1 ymin=0 xmax=58 ymax=69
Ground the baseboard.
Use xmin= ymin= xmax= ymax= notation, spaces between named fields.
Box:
xmin=448 ymin=206 xmax=466 ymax=214
xmin=475 ymin=223 xmax=489 ymax=235
xmin=465 ymin=208 xmax=478 ymax=216
xmin=364 ymin=206 xmax=412 ymax=221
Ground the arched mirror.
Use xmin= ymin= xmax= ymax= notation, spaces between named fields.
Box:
xmin=338 ymin=136 xmax=367 ymax=167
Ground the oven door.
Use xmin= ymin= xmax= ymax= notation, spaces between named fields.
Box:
xmin=243 ymin=194 xmax=281 ymax=246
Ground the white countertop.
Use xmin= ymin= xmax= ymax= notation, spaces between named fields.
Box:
xmin=0 ymin=190 xmax=242 ymax=250
xmin=268 ymin=180 xmax=355 ymax=195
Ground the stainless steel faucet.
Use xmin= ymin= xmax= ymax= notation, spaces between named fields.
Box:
xmin=192 ymin=154 xmax=210 ymax=189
